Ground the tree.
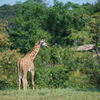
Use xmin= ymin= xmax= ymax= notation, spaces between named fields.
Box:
xmin=90 ymin=12 xmax=100 ymax=59
xmin=41 ymin=1 xmax=89 ymax=45
xmin=0 ymin=48 xmax=22 ymax=89
xmin=9 ymin=1 xmax=51 ymax=54
xmin=23 ymin=0 xmax=49 ymax=5
xmin=0 ymin=20 xmax=22 ymax=89
xmin=94 ymin=0 xmax=100 ymax=13
xmin=82 ymin=3 xmax=94 ymax=15
xmin=0 ymin=19 xmax=8 ymax=33
xmin=73 ymin=9 xmax=100 ymax=87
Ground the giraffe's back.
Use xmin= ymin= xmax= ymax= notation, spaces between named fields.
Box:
xmin=19 ymin=57 xmax=34 ymax=72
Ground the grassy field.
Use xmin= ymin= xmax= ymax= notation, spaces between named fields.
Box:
xmin=0 ymin=88 xmax=100 ymax=100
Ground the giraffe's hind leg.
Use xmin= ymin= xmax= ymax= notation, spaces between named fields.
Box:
xmin=18 ymin=76 xmax=21 ymax=90
xmin=17 ymin=60 xmax=22 ymax=90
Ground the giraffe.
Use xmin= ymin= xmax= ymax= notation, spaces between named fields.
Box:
xmin=17 ymin=39 xmax=48 ymax=90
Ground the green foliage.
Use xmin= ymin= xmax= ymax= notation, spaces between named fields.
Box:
xmin=47 ymin=64 xmax=70 ymax=88
xmin=0 ymin=20 xmax=22 ymax=89
xmin=0 ymin=4 xmax=16 ymax=20
xmin=0 ymin=48 xmax=22 ymax=89
xmin=41 ymin=1 xmax=88 ymax=45
xmin=82 ymin=3 xmax=94 ymax=15
xmin=0 ymin=33 xmax=12 ymax=52
xmin=9 ymin=0 xmax=89 ymax=51
xmin=9 ymin=2 xmax=51 ymax=54
xmin=94 ymin=0 xmax=100 ymax=13
xmin=0 ymin=19 xmax=8 ymax=33
xmin=28 ymin=45 xmax=100 ymax=89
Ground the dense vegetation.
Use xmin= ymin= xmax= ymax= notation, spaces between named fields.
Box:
xmin=0 ymin=0 xmax=100 ymax=90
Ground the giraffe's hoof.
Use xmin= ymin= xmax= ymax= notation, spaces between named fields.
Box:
xmin=33 ymin=88 xmax=35 ymax=90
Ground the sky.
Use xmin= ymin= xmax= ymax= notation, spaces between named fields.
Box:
xmin=0 ymin=0 xmax=97 ymax=7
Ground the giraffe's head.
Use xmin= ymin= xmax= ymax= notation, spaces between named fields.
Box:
xmin=39 ymin=38 xmax=48 ymax=47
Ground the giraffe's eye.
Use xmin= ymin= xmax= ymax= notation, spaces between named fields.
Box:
xmin=41 ymin=42 xmax=44 ymax=44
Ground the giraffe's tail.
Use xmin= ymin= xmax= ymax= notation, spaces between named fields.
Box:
xmin=17 ymin=60 xmax=23 ymax=84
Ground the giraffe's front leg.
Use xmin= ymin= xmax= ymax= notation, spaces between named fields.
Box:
xmin=31 ymin=70 xmax=35 ymax=90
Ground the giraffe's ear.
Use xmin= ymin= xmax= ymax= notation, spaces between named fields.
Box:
xmin=39 ymin=39 xmax=42 ymax=44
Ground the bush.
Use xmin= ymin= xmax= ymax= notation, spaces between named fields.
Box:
xmin=28 ymin=45 xmax=100 ymax=89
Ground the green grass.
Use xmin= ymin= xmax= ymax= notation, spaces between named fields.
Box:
xmin=0 ymin=88 xmax=100 ymax=100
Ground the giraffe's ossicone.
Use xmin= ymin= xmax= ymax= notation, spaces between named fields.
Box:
xmin=17 ymin=39 xmax=48 ymax=90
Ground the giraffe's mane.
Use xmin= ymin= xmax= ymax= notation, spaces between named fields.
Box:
xmin=25 ymin=41 xmax=39 ymax=56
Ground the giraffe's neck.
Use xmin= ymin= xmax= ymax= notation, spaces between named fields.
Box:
xmin=25 ymin=41 xmax=40 ymax=61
